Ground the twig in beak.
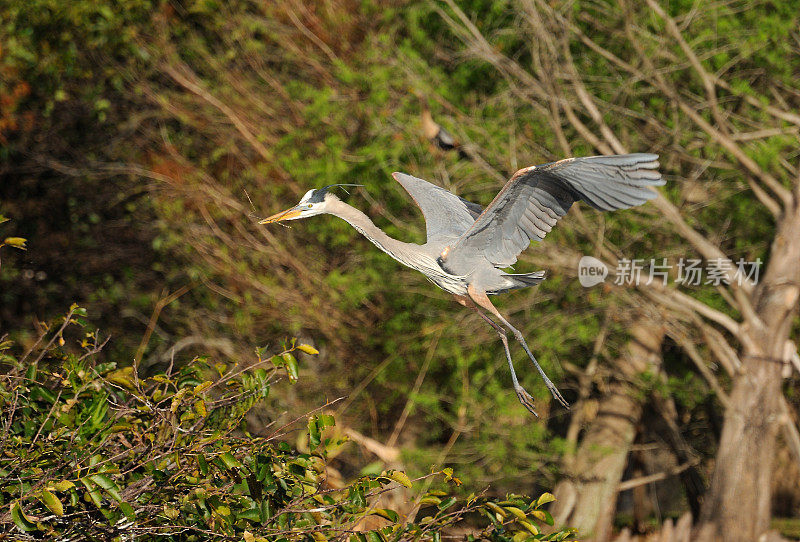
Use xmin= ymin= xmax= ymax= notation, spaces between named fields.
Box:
xmin=243 ymin=188 xmax=266 ymax=223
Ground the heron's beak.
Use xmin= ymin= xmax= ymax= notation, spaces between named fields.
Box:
xmin=259 ymin=206 xmax=303 ymax=224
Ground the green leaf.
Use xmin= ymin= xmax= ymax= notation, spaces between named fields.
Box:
xmin=371 ymin=508 xmax=399 ymax=522
xmin=418 ymin=495 xmax=442 ymax=506
xmin=193 ymin=381 xmax=213 ymax=394
xmin=170 ymin=388 xmax=188 ymax=413
xmin=10 ymin=502 xmax=37 ymax=532
xmin=105 ymin=367 xmax=134 ymax=388
xmin=39 ymin=489 xmax=64 ymax=516
xmin=162 ymin=506 xmax=179 ymax=520
xmin=296 ymin=343 xmax=319 ymax=355
xmin=530 ymin=509 xmax=554 ymax=526
xmin=89 ymin=474 xmax=123 ymax=502
xmin=447 ymin=474 xmax=462 ymax=486
xmin=217 ymin=505 xmax=232 ymax=516
xmin=485 ymin=502 xmax=507 ymax=518
xmin=260 ymin=498 xmax=273 ymax=521
xmin=383 ymin=470 xmax=412 ymax=488
xmin=517 ymin=519 xmax=539 ymax=535
xmin=220 ymin=451 xmax=242 ymax=469
xmin=79 ymin=477 xmax=102 ymax=508
xmin=505 ymin=506 xmax=527 ymax=521
xmin=119 ymin=502 xmax=135 ymax=521
xmin=51 ymin=480 xmax=75 ymax=492
xmin=282 ymin=353 xmax=299 ymax=382
xmin=238 ymin=508 xmax=262 ymax=522
xmin=197 ymin=454 xmax=209 ymax=476
xmin=535 ymin=492 xmax=556 ymax=508
xmin=3 ymin=237 xmax=27 ymax=250
xmin=151 ymin=374 xmax=171 ymax=384
xmin=308 ymin=417 xmax=322 ymax=448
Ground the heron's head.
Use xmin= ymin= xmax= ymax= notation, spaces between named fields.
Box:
xmin=259 ymin=188 xmax=332 ymax=224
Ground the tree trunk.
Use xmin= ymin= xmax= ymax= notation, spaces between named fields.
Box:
xmin=651 ymin=393 xmax=704 ymax=518
xmin=697 ymin=349 xmax=783 ymax=540
xmin=698 ymin=201 xmax=800 ymax=541
xmin=552 ymin=318 xmax=666 ymax=541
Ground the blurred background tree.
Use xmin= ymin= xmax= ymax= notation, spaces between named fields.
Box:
xmin=1 ymin=0 xmax=799 ymax=541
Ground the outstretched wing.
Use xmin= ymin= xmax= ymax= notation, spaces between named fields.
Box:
xmin=391 ymin=172 xmax=483 ymax=243
xmin=440 ymin=154 xmax=664 ymax=273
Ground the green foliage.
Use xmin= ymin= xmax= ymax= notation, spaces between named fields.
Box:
xmin=0 ymin=307 xmax=574 ymax=540
xmin=1 ymin=0 xmax=153 ymax=114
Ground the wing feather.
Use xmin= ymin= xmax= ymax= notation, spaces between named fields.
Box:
xmin=391 ymin=172 xmax=482 ymax=243
xmin=441 ymin=154 xmax=664 ymax=273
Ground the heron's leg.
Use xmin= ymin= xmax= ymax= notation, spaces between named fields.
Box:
xmin=467 ymin=286 xmax=570 ymax=410
xmin=453 ymin=294 xmax=539 ymax=416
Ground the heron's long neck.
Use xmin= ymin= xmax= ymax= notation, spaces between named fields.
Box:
xmin=325 ymin=198 xmax=422 ymax=267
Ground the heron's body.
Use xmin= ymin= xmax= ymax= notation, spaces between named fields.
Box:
xmin=261 ymin=153 xmax=664 ymax=415
xmin=326 ymin=196 xmax=536 ymax=296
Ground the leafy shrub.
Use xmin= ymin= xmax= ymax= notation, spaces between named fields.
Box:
xmin=0 ymin=306 xmax=575 ymax=541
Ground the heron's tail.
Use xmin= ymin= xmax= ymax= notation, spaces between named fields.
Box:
xmin=501 ymin=270 xmax=546 ymax=289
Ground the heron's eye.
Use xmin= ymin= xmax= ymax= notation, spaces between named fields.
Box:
xmin=306 ymin=204 xmax=313 ymax=209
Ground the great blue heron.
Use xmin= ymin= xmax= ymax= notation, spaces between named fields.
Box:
xmin=261 ymin=154 xmax=663 ymax=415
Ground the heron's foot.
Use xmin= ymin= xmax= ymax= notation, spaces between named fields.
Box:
xmin=514 ymin=385 xmax=539 ymax=417
xmin=546 ymin=381 xmax=570 ymax=410
xmin=535 ymin=368 xmax=570 ymax=410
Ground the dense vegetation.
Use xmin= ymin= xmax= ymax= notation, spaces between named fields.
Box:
xmin=2 ymin=0 xmax=799 ymax=540
xmin=0 ymin=306 xmax=573 ymax=540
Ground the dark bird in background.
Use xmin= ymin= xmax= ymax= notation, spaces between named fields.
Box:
xmin=261 ymin=154 xmax=664 ymax=415
xmin=420 ymin=102 xmax=472 ymax=160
